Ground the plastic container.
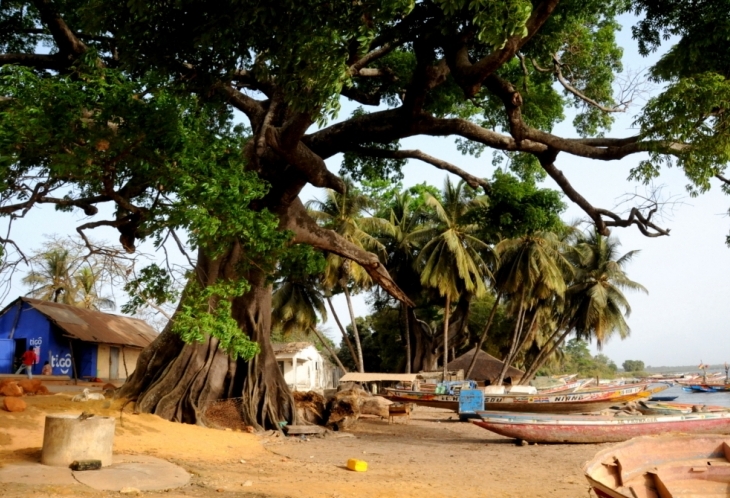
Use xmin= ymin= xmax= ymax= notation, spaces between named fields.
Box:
xmin=347 ymin=459 xmax=368 ymax=472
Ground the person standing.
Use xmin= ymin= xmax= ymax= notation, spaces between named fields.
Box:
xmin=15 ymin=347 xmax=37 ymax=379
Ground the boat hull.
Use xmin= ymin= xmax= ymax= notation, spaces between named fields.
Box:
xmin=382 ymin=390 xmax=460 ymax=411
xmin=583 ymin=434 xmax=730 ymax=498
xmin=383 ymin=384 xmax=658 ymax=413
xmin=473 ymin=411 xmax=730 ymax=443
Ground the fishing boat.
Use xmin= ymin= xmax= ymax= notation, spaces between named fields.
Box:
xmin=683 ymin=384 xmax=730 ymax=393
xmin=636 ymin=401 xmax=729 ymax=416
xmin=583 ymin=434 xmax=730 ymax=497
xmin=383 ymin=383 xmax=662 ymax=413
xmin=649 ymin=395 xmax=678 ymax=402
xmin=472 ymin=410 xmax=730 ymax=444
xmin=482 ymin=384 xmax=662 ymax=414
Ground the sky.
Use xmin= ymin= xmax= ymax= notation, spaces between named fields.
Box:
xmin=3 ymin=13 xmax=729 ymax=368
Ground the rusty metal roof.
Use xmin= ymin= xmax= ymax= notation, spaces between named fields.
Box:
xmin=16 ymin=297 xmax=158 ymax=348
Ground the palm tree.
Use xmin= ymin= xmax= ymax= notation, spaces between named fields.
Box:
xmin=377 ymin=192 xmax=429 ymax=373
xmin=491 ymin=231 xmax=572 ymax=385
xmin=519 ymin=229 xmax=646 ymax=382
xmin=22 ymin=249 xmax=77 ymax=304
xmin=271 ymin=275 xmax=348 ymax=373
xmin=75 ymin=266 xmax=116 ymax=311
xmin=307 ymin=181 xmax=389 ymax=372
xmin=569 ymin=229 xmax=647 ymax=347
xmin=413 ymin=178 xmax=495 ymax=376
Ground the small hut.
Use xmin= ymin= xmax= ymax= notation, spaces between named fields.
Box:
xmin=447 ymin=348 xmax=523 ymax=383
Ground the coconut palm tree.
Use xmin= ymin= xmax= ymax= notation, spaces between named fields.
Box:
xmin=413 ymin=178 xmax=495 ymax=376
xmin=519 ymin=229 xmax=646 ymax=382
xmin=492 ymin=231 xmax=573 ymax=385
xmin=306 ymin=180 xmax=389 ymax=372
xmin=376 ymin=192 xmax=430 ymax=373
xmin=22 ymin=249 xmax=77 ymax=304
xmin=75 ymin=266 xmax=116 ymax=311
xmin=271 ymin=275 xmax=348 ymax=373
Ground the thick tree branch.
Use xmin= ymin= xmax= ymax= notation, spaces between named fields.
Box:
xmin=216 ymin=84 xmax=265 ymax=126
xmin=449 ymin=0 xmax=561 ymax=96
xmin=282 ymin=199 xmax=414 ymax=306
xmin=0 ymin=53 xmax=65 ymax=70
xmin=349 ymin=147 xmax=490 ymax=193
xmin=538 ymin=152 xmax=670 ymax=237
xmin=265 ymin=128 xmax=345 ymax=193
xmin=340 ymin=86 xmax=383 ymax=106
xmin=32 ymin=0 xmax=86 ymax=57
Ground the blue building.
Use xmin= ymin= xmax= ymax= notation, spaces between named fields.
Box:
xmin=0 ymin=297 xmax=158 ymax=380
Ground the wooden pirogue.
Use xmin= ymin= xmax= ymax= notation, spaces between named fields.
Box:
xmin=382 ymin=383 xmax=662 ymax=413
xmin=583 ymin=434 xmax=730 ymax=497
xmin=481 ymin=384 xmax=661 ymax=414
xmin=473 ymin=410 xmax=730 ymax=444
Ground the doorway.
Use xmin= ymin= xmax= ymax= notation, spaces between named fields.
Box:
xmin=13 ymin=339 xmax=27 ymax=373
xmin=109 ymin=347 xmax=120 ymax=380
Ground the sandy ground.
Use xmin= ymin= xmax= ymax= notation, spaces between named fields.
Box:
xmin=0 ymin=393 xmax=605 ymax=497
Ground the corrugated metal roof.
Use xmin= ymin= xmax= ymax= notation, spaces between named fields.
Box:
xmin=339 ymin=373 xmax=418 ymax=382
xmin=18 ymin=297 xmax=158 ymax=348
xmin=272 ymin=342 xmax=313 ymax=354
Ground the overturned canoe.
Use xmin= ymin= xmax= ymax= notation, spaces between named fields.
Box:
xmin=472 ymin=410 xmax=730 ymax=444
xmin=583 ymin=434 xmax=730 ymax=497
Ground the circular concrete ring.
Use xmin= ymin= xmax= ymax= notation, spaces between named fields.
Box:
xmin=41 ymin=414 xmax=115 ymax=467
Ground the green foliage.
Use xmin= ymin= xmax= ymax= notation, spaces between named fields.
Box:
xmin=435 ymin=0 xmax=532 ymax=48
xmin=173 ymin=278 xmax=260 ymax=360
xmin=622 ymin=359 xmax=645 ymax=372
xmin=121 ymin=264 xmax=179 ymax=315
xmin=555 ymin=338 xmax=618 ymax=377
xmin=471 ymin=170 xmax=566 ymax=242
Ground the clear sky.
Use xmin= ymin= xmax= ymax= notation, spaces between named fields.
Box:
xmin=4 ymin=13 xmax=729 ymax=368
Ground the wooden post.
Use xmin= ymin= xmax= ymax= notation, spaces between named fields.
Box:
xmin=121 ymin=348 xmax=129 ymax=378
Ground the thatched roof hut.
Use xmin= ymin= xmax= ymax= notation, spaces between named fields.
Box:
xmin=447 ymin=348 xmax=523 ymax=382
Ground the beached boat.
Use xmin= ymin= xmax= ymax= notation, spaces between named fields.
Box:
xmin=583 ymin=434 xmax=730 ymax=497
xmin=648 ymin=395 xmax=678 ymax=402
xmin=636 ymin=401 xmax=729 ymax=416
xmin=683 ymin=384 xmax=730 ymax=393
xmin=473 ymin=410 xmax=730 ymax=444
xmin=482 ymin=384 xmax=661 ymax=414
xmin=383 ymin=383 xmax=662 ymax=413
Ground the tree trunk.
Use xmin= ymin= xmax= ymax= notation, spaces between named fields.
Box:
xmin=342 ymin=285 xmax=365 ymax=373
xmin=442 ymin=293 xmax=451 ymax=377
xmin=308 ymin=325 xmax=348 ymax=373
xmin=403 ymin=303 xmax=411 ymax=374
xmin=326 ymin=296 xmax=359 ymax=371
xmin=411 ymin=309 xmax=437 ymax=372
xmin=118 ymin=246 xmax=295 ymax=430
xmin=465 ymin=290 xmax=502 ymax=379
xmin=520 ymin=327 xmax=572 ymax=383
xmin=496 ymin=299 xmax=526 ymax=385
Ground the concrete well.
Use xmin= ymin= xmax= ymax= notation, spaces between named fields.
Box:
xmin=41 ymin=414 xmax=115 ymax=467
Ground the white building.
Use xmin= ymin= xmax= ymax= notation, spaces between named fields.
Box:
xmin=273 ymin=342 xmax=341 ymax=391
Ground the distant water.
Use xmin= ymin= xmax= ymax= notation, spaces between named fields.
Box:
xmin=651 ymin=384 xmax=730 ymax=407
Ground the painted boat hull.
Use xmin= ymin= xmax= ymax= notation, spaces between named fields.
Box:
xmin=583 ymin=434 xmax=730 ymax=498
xmin=473 ymin=411 xmax=730 ymax=444
xmin=382 ymin=390 xmax=460 ymax=411
xmin=383 ymin=384 xmax=659 ymax=413
xmin=482 ymin=385 xmax=656 ymax=414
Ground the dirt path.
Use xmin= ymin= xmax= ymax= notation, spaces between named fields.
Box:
xmin=0 ymin=395 xmax=602 ymax=497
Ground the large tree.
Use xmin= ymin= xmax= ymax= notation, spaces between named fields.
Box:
xmin=1 ymin=0 xmax=729 ymax=427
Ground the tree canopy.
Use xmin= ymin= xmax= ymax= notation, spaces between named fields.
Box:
xmin=1 ymin=0 xmax=728 ymax=427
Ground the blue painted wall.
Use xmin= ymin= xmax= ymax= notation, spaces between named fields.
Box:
xmin=0 ymin=301 xmax=97 ymax=377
